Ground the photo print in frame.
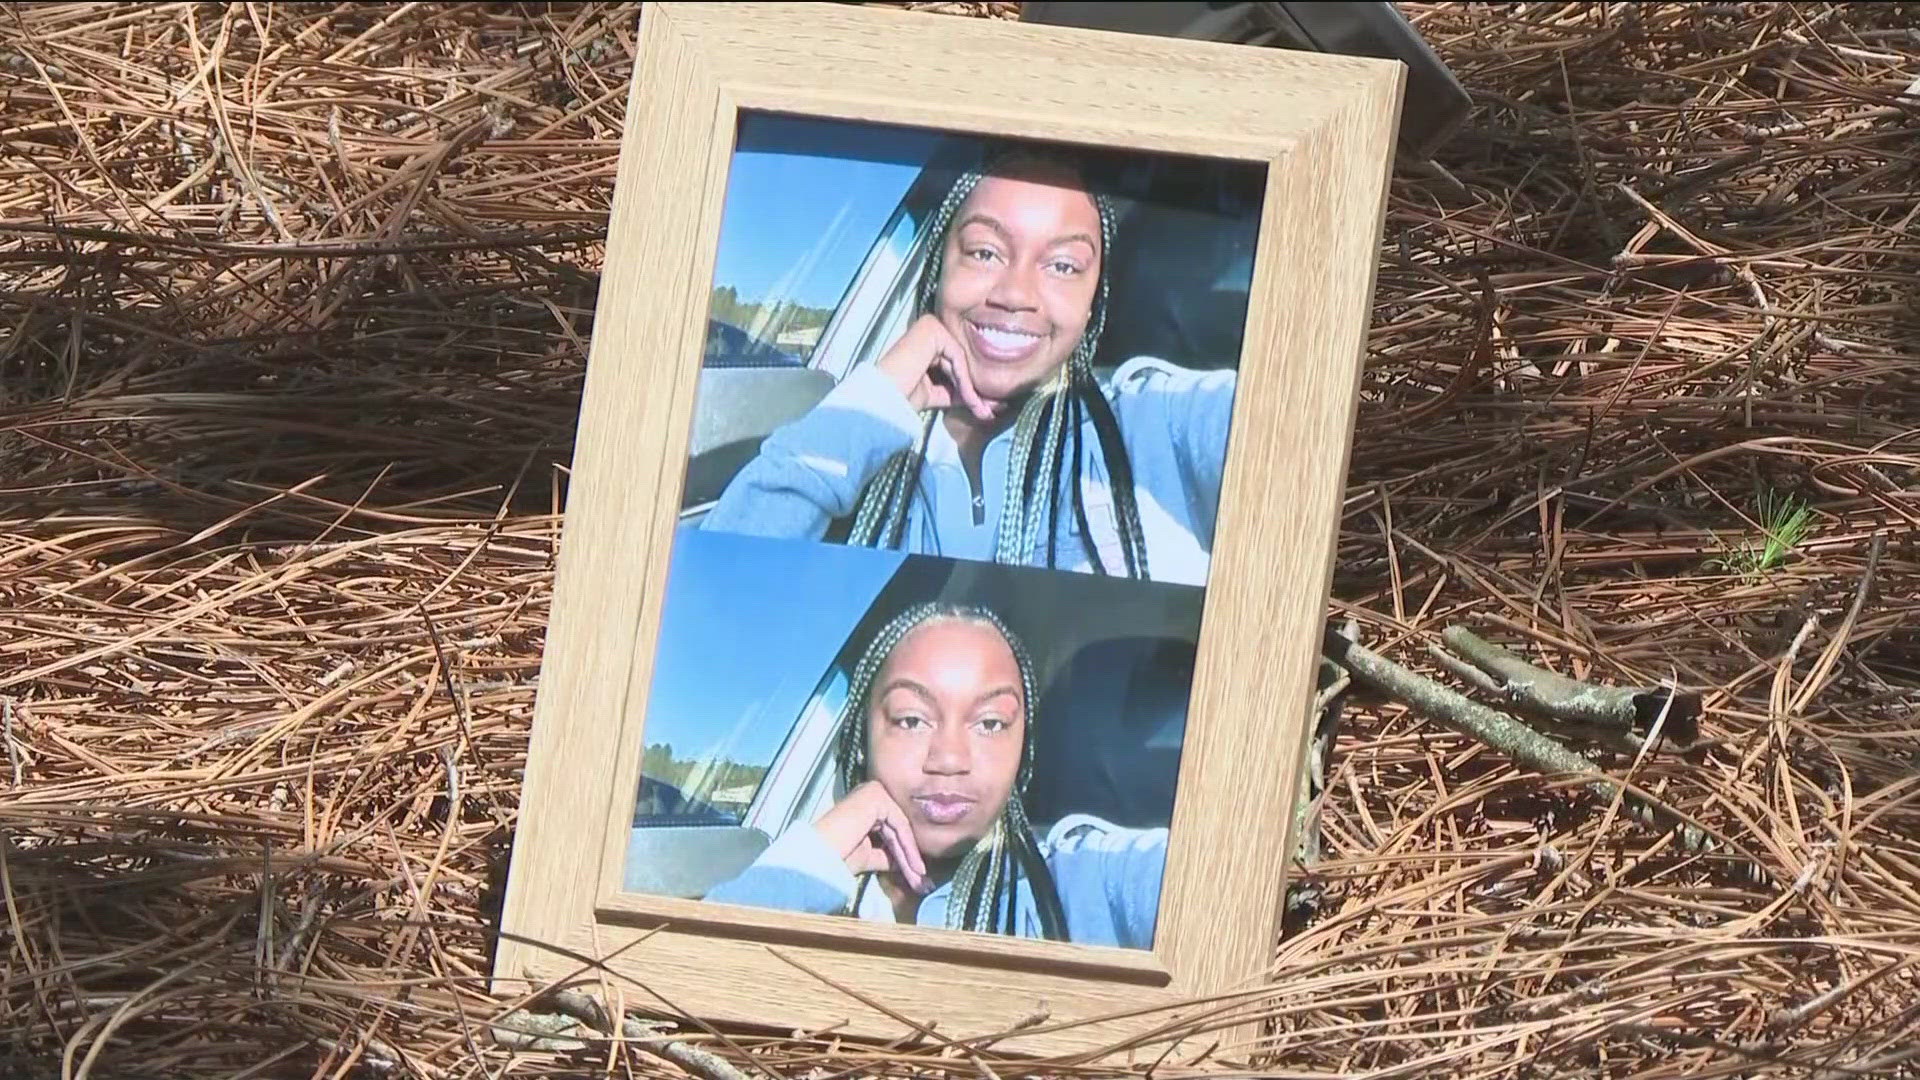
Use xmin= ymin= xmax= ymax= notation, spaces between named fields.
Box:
xmin=623 ymin=111 xmax=1262 ymax=952
xmin=496 ymin=1 xmax=1403 ymax=1060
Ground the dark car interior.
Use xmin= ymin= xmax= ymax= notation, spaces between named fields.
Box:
xmin=1086 ymin=151 xmax=1264 ymax=374
xmin=1094 ymin=162 xmax=1262 ymax=374
xmin=1027 ymin=634 xmax=1192 ymax=831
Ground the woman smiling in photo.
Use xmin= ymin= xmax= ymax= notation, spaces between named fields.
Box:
xmin=704 ymin=602 xmax=1167 ymax=948
xmin=700 ymin=145 xmax=1238 ymax=589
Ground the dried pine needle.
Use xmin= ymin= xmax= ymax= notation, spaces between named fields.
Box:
xmin=2 ymin=2 xmax=1917 ymax=1078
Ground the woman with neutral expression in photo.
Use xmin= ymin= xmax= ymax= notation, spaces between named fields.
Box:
xmin=862 ymin=616 xmax=1025 ymax=867
xmin=705 ymin=602 xmax=1169 ymax=948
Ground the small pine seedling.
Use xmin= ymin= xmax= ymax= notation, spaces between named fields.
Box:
xmin=1710 ymin=490 xmax=1815 ymax=579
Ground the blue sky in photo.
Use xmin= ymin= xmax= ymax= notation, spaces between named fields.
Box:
xmin=710 ymin=113 xmax=946 ymax=309
xmin=643 ymin=527 xmax=906 ymax=769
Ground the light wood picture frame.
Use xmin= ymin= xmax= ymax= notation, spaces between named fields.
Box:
xmin=495 ymin=1 xmax=1404 ymax=1060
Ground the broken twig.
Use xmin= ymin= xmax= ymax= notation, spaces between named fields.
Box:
xmin=1323 ymin=627 xmax=1712 ymax=854
xmin=1438 ymin=626 xmax=1702 ymax=747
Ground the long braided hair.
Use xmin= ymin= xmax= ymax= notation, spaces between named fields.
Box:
xmin=832 ymin=602 xmax=1068 ymax=940
xmin=845 ymin=146 xmax=1152 ymax=581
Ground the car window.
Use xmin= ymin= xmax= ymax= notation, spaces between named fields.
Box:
xmin=804 ymin=201 xmax=929 ymax=384
xmin=703 ymin=114 xmax=942 ymax=370
xmin=742 ymin=666 xmax=851 ymax=839
xmin=633 ymin=750 xmax=761 ymax=828
xmin=633 ymin=529 xmax=904 ymax=831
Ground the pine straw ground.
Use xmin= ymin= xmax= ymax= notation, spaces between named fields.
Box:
xmin=2 ymin=2 xmax=1918 ymax=1077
